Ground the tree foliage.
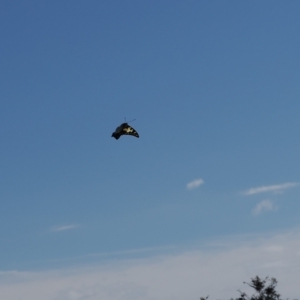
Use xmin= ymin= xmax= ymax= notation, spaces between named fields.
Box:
xmin=199 ymin=276 xmax=289 ymax=300
xmin=237 ymin=276 xmax=282 ymax=300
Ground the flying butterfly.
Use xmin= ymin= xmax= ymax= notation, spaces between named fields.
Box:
xmin=111 ymin=120 xmax=139 ymax=140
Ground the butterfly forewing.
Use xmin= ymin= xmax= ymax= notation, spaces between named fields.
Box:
xmin=122 ymin=124 xmax=139 ymax=138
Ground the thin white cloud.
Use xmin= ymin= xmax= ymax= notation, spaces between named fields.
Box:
xmin=1 ymin=229 xmax=300 ymax=300
xmin=186 ymin=178 xmax=204 ymax=190
xmin=263 ymin=245 xmax=284 ymax=253
xmin=243 ymin=182 xmax=299 ymax=196
xmin=252 ymin=199 xmax=278 ymax=216
xmin=50 ymin=224 xmax=80 ymax=232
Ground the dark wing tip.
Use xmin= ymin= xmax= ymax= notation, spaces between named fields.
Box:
xmin=112 ymin=133 xmax=120 ymax=140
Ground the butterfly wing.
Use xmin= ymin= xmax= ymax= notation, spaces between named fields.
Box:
xmin=122 ymin=124 xmax=139 ymax=138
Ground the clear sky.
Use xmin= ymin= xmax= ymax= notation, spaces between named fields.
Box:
xmin=1 ymin=1 xmax=300 ymax=299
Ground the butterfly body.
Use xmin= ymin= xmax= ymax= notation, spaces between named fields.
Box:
xmin=111 ymin=122 xmax=139 ymax=140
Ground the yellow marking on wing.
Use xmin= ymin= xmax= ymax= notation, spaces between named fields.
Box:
xmin=124 ymin=127 xmax=134 ymax=133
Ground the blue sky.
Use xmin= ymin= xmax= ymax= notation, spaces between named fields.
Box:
xmin=1 ymin=1 xmax=300 ymax=299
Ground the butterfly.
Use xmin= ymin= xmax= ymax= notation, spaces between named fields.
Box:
xmin=111 ymin=122 xmax=139 ymax=140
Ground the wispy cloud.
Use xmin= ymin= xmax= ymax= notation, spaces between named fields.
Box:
xmin=50 ymin=224 xmax=80 ymax=232
xmin=1 ymin=229 xmax=300 ymax=300
xmin=252 ymin=199 xmax=278 ymax=216
xmin=243 ymin=182 xmax=299 ymax=196
xmin=186 ymin=178 xmax=204 ymax=190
